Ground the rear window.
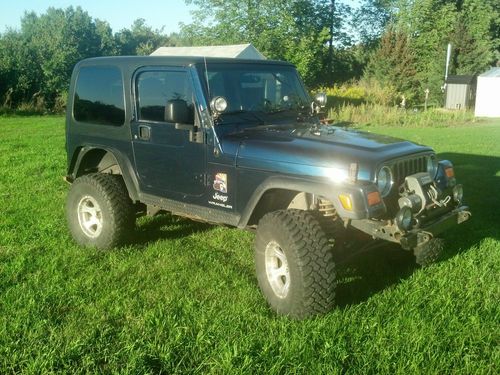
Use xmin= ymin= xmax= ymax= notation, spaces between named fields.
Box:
xmin=73 ymin=66 xmax=125 ymax=126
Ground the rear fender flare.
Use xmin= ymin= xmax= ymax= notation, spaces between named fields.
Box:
xmin=68 ymin=146 xmax=140 ymax=202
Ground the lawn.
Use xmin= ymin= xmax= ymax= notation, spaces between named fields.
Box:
xmin=0 ymin=116 xmax=499 ymax=374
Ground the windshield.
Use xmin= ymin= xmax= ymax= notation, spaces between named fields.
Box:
xmin=197 ymin=63 xmax=311 ymax=124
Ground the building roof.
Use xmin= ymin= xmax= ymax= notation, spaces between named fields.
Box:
xmin=446 ymin=75 xmax=476 ymax=84
xmin=150 ymin=43 xmax=266 ymax=60
xmin=479 ymin=67 xmax=500 ymax=78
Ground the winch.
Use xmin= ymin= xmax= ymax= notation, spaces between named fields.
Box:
xmin=398 ymin=172 xmax=451 ymax=215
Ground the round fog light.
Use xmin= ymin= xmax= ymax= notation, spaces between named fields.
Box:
xmin=453 ymin=184 xmax=463 ymax=203
xmin=396 ymin=207 xmax=413 ymax=231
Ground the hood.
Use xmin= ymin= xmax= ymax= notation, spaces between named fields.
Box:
xmin=220 ymin=125 xmax=432 ymax=180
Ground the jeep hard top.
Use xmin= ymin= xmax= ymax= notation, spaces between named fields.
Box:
xmin=65 ymin=56 xmax=470 ymax=318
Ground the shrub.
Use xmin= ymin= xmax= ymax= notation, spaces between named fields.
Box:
xmin=328 ymin=104 xmax=476 ymax=127
xmin=53 ymin=92 xmax=68 ymax=114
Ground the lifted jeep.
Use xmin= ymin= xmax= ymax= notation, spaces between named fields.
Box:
xmin=65 ymin=56 xmax=471 ymax=318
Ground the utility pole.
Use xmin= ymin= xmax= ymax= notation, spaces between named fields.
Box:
xmin=327 ymin=0 xmax=335 ymax=85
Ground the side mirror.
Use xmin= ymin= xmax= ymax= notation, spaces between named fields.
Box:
xmin=314 ymin=92 xmax=327 ymax=108
xmin=165 ymin=99 xmax=190 ymax=124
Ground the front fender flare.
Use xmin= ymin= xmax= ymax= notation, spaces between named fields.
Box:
xmin=237 ymin=175 xmax=385 ymax=228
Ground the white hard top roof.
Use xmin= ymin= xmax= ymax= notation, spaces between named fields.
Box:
xmin=150 ymin=43 xmax=266 ymax=60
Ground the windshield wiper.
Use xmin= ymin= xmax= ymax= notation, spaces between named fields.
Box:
xmin=241 ymin=124 xmax=294 ymax=132
xmin=217 ymin=110 xmax=265 ymax=124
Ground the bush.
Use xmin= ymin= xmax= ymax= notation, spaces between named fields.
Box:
xmin=318 ymin=80 xmax=401 ymax=111
xmin=328 ymin=104 xmax=476 ymax=127
xmin=53 ymin=92 xmax=68 ymax=114
xmin=0 ymin=103 xmax=45 ymax=116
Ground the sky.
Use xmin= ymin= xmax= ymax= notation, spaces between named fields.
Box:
xmin=0 ymin=0 xmax=195 ymax=34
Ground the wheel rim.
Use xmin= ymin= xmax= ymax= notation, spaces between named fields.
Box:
xmin=264 ymin=241 xmax=290 ymax=299
xmin=77 ymin=195 xmax=103 ymax=238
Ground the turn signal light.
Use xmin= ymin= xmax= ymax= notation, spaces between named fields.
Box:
xmin=338 ymin=194 xmax=353 ymax=211
xmin=367 ymin=191 xmax=382 ymax=206
xmin=445 ymin=167 xmax=455 ymax=178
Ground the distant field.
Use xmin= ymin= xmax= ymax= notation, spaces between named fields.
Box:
xmin=0 ymin=116 xmax=499 ymax=374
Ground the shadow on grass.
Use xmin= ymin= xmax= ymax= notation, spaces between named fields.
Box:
xmin=334 ymin=241 xmax=416 ymax=308
xmin=437 ymin=152 xmax=499 ymax=249
xmin=131 ymin=213 xmax=213 ymax=247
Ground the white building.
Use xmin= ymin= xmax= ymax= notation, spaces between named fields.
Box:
xmin=474 ymin=67 xmax=500 ymax=118
xmin=150 ymin=43 xmax=266 ymax=60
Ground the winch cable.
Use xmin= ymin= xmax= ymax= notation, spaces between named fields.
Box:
xmin=427 ymin=184 xmax=451 ymax=207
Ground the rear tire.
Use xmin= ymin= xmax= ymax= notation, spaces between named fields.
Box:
xmin=66 ymin=173 xmax=135 ymax=250
xmin=413 ymin=238 xmax=445 ymax=267
xmin=255 ymin=209 xmax=336 ymax=319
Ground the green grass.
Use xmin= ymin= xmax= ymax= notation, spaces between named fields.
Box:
xmin=1 ymin=116 xmax=499 ymax=374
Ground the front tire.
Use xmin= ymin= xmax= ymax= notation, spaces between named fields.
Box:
xmin=66 ymin=173 xmax=135 ymax=250
xmin=255 ymin=210 xmax=336 ymax=318
xmin=413 ymin=237 xmax=445 ymax=267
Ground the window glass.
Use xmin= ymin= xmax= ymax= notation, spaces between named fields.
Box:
xmin=201 ymin=64 xmax=309 ymax=113
xmin=137 ymin=71 xmax=194 ymax=123
xmin=73 ymin=66 xmax=125 ymax=126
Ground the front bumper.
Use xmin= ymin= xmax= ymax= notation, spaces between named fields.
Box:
xmin=350 ymin=205 xmax=471 ymax=250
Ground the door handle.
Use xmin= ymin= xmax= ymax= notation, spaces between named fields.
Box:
xmin=138 ymin=125 xmax=151 ymax=141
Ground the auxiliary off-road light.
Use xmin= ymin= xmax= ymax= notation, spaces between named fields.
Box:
xmin=398 ymin=194 xmax=423 ymax=213
xmin=395 ymin=206 xmax=413 ymax=231
xmin=453 ymin=184 xmax=463 ymax=203
xmin=210 ymin=96 xmax=228 ymax=113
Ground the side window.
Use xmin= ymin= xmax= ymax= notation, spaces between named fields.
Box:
xmin=137 ymin=70 xmax=194 ymax=123
xmin=73 ymin=66 xmax=125 ymax=126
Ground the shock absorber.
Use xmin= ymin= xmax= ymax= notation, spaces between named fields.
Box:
xmin=318 ymin=197 xmax=336 ymax=217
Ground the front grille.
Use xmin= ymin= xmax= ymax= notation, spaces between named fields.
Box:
xmin=392 ymin=156 xmax=427 ymax=186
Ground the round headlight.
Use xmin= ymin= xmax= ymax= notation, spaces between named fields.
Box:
xmin=396 ymin=206 xmax=413 ymax=231
xmin=427 ymin=155 xmax=438 ymax=178
xmin=210 ymin=96 xmax=228 ymax=113
xmin=376 ymin=166 xmax=393 ymax=197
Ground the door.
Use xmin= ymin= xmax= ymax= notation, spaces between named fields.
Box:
xmin=131 ymin=68 xmax=206 ymax=198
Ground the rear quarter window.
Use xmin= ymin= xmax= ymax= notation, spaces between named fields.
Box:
xmin=73 ymin=66 xmax=125 ymax=126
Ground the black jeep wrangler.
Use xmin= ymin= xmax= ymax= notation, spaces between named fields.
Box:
xmin=65 ymin=56 xmax=470 ymax=318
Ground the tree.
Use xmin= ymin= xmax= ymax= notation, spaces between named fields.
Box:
xmin=354 ymin=0 xmax=395 ymax=44
xmin=180 ymin=0 xmax=353 ymax=86
xmin=3 ymin=7 xmax=108 ymax=106
xmin=364 ymin=0 xmax=499 ymax=104
xmin=0 ymin=30 xmax=41 ymax=105
xmin=115 ymin=19 xmax=172 ymax=56
xmin=365 ymin=26 xmax=417 ymax=103
xmin=0 ymin=7 xmax=175 ymax=110
xmin=451 ymin=0 xmax=499 ymax=74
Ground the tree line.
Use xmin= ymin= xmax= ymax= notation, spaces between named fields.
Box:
xmin=0 ymin=0 xmax=498 ymax=111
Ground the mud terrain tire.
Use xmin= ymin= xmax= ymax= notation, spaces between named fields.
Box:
xmin=67 ymin=173 xmax=135 ymax=249
xmin=255 ymin=209 xmax=336 ymax=318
